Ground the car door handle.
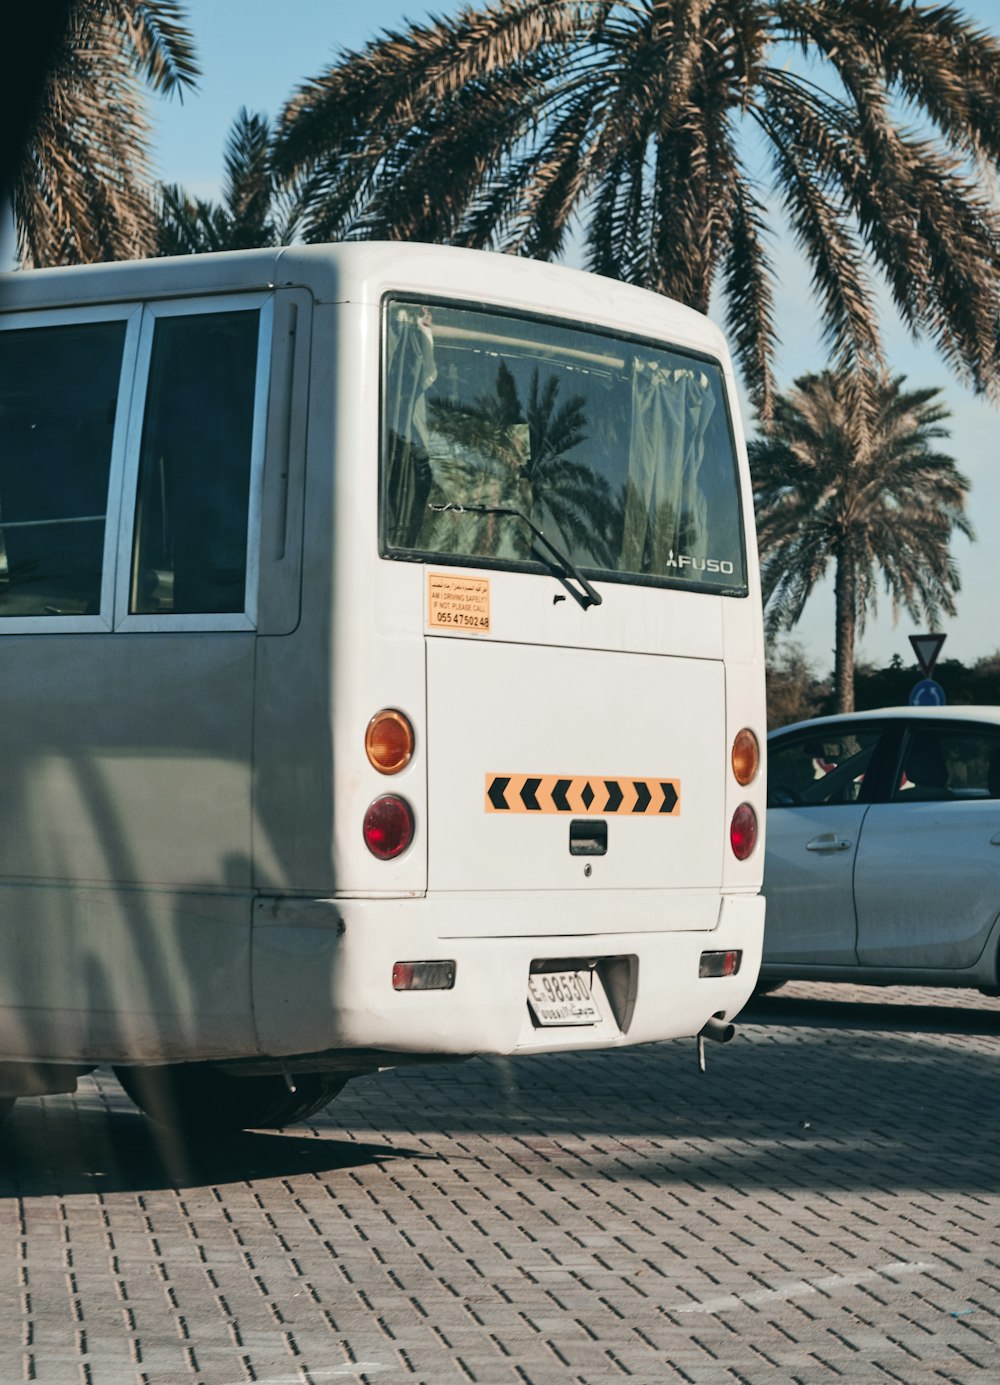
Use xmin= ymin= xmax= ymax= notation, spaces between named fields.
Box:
xmin=991 ymin=833 xmax=1000 ymax=846
xmin=805 ymin=834 xmax=852 ymax=853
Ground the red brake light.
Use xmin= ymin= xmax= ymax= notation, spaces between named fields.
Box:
xmin=363 ymin=795 xmax=414 ymax=860
xmin=730 ymin=803 xmax=757 ymax=860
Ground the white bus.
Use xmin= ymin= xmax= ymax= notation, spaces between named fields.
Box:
xmin=0 ymin=243 xmax=765 ymax=1131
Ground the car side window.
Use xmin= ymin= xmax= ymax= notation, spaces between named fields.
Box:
xmin=894 ymin=725 xmax=1000 ymax=802
xmin=768 ymin=726 xmax=882 ymax=808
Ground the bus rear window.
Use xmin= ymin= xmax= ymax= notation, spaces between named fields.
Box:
xmin=381 ymin=299 xmax=746 ymax=593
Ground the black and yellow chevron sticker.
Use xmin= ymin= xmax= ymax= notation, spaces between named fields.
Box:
xmin=485 ymin=773 xmax=680 ymax=816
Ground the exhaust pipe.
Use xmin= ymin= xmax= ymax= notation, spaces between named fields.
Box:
xmin=696 ymin=1015 xmax=735 ymax=1072
xmin=698 ymin=1016 xmax=735 ymax=1045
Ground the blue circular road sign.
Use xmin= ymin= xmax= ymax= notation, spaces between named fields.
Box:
xmin=908 ymin=678 xmax=946 ymax=706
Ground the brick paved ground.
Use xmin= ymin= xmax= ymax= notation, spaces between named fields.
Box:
xmin=1 ymin=982 xmax=998 ymax=1385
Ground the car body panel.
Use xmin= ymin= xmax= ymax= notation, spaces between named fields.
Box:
xmin=855 ymin=799 xmax=1000 ymax=969
xmin=761 ymin=804 xmax=865 ymax=964
xmin=761 ymin=706 xmax=1000 ymax=992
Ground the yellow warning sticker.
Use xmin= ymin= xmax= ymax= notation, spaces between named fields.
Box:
xmin=485 ymin=774 xmax=680 ymax=816
xmin=428 ymin=572 xmax=491 ymax=632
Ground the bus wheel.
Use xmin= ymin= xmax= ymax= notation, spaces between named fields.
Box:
xmin=113 ymin=1064 xmax=347 ymax=1133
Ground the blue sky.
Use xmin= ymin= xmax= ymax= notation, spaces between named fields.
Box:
xmin=149 ymin=0 xmax=1000 ymax=676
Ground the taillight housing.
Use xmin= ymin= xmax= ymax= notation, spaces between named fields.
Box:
xmin=363 ymin=795 xmax=414 ymax=860
xmin=732 ymin=728 xmax=760 ymax=786
xmin=699 ymin=949 xmax=742 ymax=978
xmin=366 ymin=709 xmax=414 ymax=774
xmin=393 ymin=961 xmax=456 ymax=991
xmin=730 ymin=803 xmax=757 ymax=860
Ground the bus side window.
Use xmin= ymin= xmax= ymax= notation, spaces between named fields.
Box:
xmin=130 ymin=310 xmax=259 ymax=616
xmin=0 ymin=319 xmax=126 ymax=618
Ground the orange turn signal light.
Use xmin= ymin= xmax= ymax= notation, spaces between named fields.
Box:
xmin=365 ymin=709 xmax=414 ymax=774
xmin=731 ymin=728 xmax=760 ymax=786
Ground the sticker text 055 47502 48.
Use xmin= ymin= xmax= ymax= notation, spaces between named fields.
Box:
xmin=428 ymin=572 xmax=490 ymax=631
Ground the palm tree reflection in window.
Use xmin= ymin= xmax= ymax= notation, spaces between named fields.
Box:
xmin=420 ymin=361 xmax=617 ymax=568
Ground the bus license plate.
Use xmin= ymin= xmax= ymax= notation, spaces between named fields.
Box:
xmin=527 ymin=970 xmax=601 ymax=1026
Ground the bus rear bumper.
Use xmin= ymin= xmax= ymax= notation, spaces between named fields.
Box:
xmin=252 ymin=891 xmax=764 ymax=1060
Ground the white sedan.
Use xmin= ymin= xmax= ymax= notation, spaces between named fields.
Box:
xmin=759 ymin=706 xmax=1000 ymax=995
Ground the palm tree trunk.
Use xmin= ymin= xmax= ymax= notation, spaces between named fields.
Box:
xmin=833 ymin=550 xmax=856 ymax=714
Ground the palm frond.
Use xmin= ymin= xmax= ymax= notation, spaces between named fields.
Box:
xmin=109 ymin=0 xmax=199 ymax=95
xmin=12 ymin=0 xmax=197 ymax=267
xmin=154 ymin=108 xmax=301 ymax=255
xmin=721 ymin=174 xmax=777 ymax=420
xmin=759 ymin=107 xmax=884 ymax=419
xmin=777 ymin=0 xmax=1000 ymax=164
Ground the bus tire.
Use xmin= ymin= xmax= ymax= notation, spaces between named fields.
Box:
xmin=113 ymin=1064 xmax=347 ymax=1133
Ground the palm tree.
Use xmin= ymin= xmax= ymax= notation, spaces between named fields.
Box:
xmin=275 ymin=0 xmax=1000 ymax=419
xmin=156 ymin=108 xmax=302 ymax=255
xmin=11 ymin=0 xmax=198 ymax=267
xmin=749 ymin=372 xmax=973 ymax=714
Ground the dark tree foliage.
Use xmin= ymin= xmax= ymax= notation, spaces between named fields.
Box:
xmin=765 ymin=639 xmax=831 ymax=730
xmin=766 ymin=643 xmax=1000 ymax=728
xmin=853 ymin=655 xmax=1000 ymax=711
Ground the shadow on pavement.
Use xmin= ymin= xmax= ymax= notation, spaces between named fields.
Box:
xmin=740 ymin=990 xmax=1000 ymax=1034
xmin=0 ymin=1096 xmax=429 ymax=1198
xmin=1 ymin=992 xmax=997 ymax=1197
xmin=306 ymin=1009 xmax=1000 ymax=1196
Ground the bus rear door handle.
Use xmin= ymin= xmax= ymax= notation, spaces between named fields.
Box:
xmin=805 ymin=834 xmax=852 ymax=853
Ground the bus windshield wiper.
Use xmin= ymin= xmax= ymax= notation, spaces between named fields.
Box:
xmin=429 ymin=502 xmax=602 ymax=610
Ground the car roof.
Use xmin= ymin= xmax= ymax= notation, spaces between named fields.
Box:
xmin=770 ymin=705 xmax=1000 ymax=739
